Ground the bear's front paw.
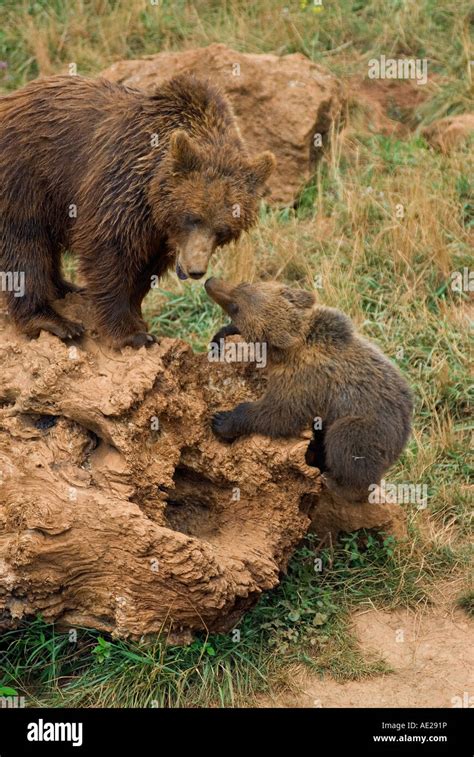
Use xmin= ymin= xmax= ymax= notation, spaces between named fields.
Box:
xmin=209 ymin=337 xmax=224 ymax=359
xmin=209 ymin=329 xmax=229 ymax=357
xmin=211 ymin=411 xmax=240 ymax=441
xmin=116 ymin=332 xmax=159 ymax=349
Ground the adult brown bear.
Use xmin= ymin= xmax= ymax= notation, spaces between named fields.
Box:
xmin=0 ymin=74 xmax=275 ymax=348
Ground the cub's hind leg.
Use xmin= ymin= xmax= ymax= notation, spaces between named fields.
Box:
xmin=324 ymin=417 xmax=387 ymax=501
xmin=305 ymin=427 xmax=328 ymax=473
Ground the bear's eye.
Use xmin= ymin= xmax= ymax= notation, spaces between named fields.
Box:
xmin=215 ymin=226 xmax=232 ymax=245
xmin=229 ymin=303 xmax=239 ymax=317
xmin=184 ymin=214 xmax=203 ymax=228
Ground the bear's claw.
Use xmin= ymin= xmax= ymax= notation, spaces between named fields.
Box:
xmin=211 ymin=411 xmax=239 ymax=441
xmin=118 ymin=332 xmax=158 ymax=349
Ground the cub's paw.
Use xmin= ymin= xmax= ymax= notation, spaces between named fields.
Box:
xmin=210 ymin=330 xmax=222 ymax=345
xmin=209 ymin=336 xmax=224 ymax=357
xmin=211 ymin=411 xmax=240 ymax=441
xmin=117 ymin=332 xmax=159 ymax=349
xmin=209 ymin=325 xmax=240 ymax=356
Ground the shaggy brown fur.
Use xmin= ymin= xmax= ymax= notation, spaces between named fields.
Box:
xmin=206 ymin=278 xmax=413 ymax=500
xmin=0 ymin=74 xmax=275 ymax=348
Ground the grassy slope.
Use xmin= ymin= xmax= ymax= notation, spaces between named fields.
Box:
xmin=0 ymin=0 xmax=472 ymax=707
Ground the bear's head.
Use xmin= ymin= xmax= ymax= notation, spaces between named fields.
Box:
xmin=155 ymin=130 xmax=275 ymax=281
xmin=205 ymin=278 xmax=317 ymax=351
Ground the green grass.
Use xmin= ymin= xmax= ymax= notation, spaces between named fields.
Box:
xmin=457 ymin=589 xmax=474 ymax=617
xmin=145 ymin=285 xmax=222 ymax=352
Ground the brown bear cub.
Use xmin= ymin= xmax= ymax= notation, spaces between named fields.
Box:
xmin=0 ymin=74 xmax=275 ymax=348
xmin=205 ymin=278 xmax=413 ymax=500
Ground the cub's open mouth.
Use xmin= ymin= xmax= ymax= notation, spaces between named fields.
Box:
xmin=176 ymin=261 xmax=188 ymax=281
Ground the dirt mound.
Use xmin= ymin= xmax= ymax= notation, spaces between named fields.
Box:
xmin=344 ymin=77 xmax=430 ymax=136
xmin=0 ymin=295 xmax=405 ymax=639
xmin=100 ymin=43 xmax=343 ymax=206
xmin=422 ymin=113 xmax=474 ymax=153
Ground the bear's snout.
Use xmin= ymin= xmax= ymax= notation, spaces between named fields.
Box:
xmin=176 ymin=228 xmax=215 ymax=281
xmin=204 ymin=277 xmax=235 ymax=312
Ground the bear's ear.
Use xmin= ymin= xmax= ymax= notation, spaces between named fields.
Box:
xmin=169 ymin=129 xmax=202 ymax=173
xmin=270 ymin=329 xmax=300 ymax=351
xmin=281 ymin=288 xmax=315 ymax=310
xmin=309 ymin=307 xmax=354 ymax=345
xmin=246 ymin=151 xmax=276 ymax=190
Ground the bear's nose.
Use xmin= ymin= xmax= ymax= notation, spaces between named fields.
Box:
xmin=189 ymin=270 xmax=206 ymax=279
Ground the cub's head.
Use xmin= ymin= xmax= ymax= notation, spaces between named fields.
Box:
xmin=205 ymin=278 xmax=316 ymax=350
xmin=155 ymin=130 xmax=275 ymax=280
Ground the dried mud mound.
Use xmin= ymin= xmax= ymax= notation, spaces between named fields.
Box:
xmin=0 ymin=296 xmax=404 ymax=639
xmin=422 ymin=113 xmax=474 ymax=153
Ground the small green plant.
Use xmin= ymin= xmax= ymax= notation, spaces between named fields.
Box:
xmin=0 ymin=686 xmax=18 ymax=697
xmin=337 ymin=532 xmax=397 ymax=569
xmin=92 ymin=637 xmax=113 ymax=664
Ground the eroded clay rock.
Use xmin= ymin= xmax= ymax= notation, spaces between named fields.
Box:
xmin=344 ymin=78 xmax=429 ymax=137
xmin=422 ymin=114 xmax=474 ymax=153
xmin=0 ymin=296 xmax=405 ymax=639
xmin=100 ymin=43 xmax=344 ymax=206
xmin=307 ymin=487 xmax=407 ymax=544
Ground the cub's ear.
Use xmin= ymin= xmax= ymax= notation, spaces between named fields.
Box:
xmin=270 ymin=330 xmax=300 ymax=351
xmin=281 ymin=288 xmax=315 ymax=309
xmin=247 ymin=151 xmax=276 ymax=190
xmin=169 ymin=129 xmax=202 ymax=172
xmin=309 ymin=307 xmax=354 ymax=345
